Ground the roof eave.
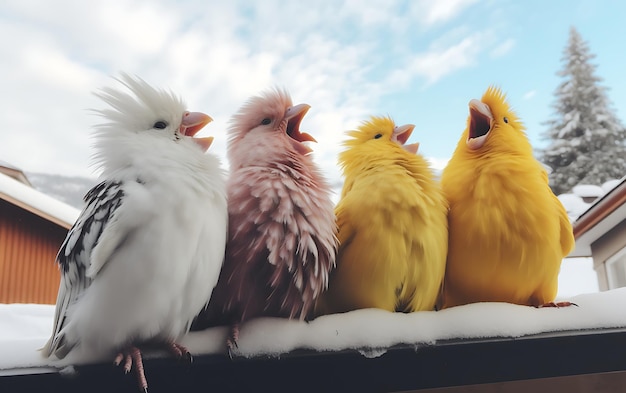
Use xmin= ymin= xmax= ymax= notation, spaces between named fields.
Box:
xmin=569 ymin=178 xmax=626 ymax=257
xmin=0 ymin=172 xmax=80 ymax=230
xmin=0 ymin=192 xmax=73 ymax=230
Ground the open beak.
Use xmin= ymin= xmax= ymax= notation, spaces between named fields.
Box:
xmin=391 ymin=123 xmax=416 ymax=149
xmin=403 ymin=143 xmax=420 ymax=154
xmin=285 ymin=103 xmax=316 ymax=155
xmin=179 ymin=111 xmax=214 ymax=152
xmin=466 ymin=99 xmax=492 ymax=150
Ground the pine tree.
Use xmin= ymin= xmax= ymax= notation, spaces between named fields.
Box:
xmin=539 ymin=27 xmax=626 ymax=195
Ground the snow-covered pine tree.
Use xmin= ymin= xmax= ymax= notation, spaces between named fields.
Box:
xmin=539 ymin=27 xmax=626 ymax=196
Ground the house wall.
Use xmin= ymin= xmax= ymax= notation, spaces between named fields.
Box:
xmin=0 ymin=199 xmax=64 ymax=304
xmin=591 ymin=218 xmax=626 ymax=291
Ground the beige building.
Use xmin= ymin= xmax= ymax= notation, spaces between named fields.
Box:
xmin=569 ymin=177 xmax=626 ymax=290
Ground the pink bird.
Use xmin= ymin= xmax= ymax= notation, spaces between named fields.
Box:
xmin=192 ymin=88 xmax=337 ymax=351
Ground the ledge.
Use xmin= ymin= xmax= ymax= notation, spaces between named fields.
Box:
xmin=2 ymin=327 xmax=626 ymax=393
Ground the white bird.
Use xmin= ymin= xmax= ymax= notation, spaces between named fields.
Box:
xmin=42 ymin=74 xmax=228 ymax=392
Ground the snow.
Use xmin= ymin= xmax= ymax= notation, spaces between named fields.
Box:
xmin=572 ymin=184 xmax=604 ymax=198
xmin=558 ymin=192 xmax=591 ymax=220
xmin=2 ymin=285 xmax=624 ymax=372
xmin=557 ymin=178 xmax=624 ymax=221
xmin=557 ymin=257 xmax=599 ymax=298
xmin=0 ymin=172 xmax=80 ymax=227
xmin=602 ymin=178 xmax=622 ymax=192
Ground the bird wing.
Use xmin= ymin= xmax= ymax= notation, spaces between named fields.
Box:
xmin=43 ymin=180 xmax=127 ymax=358
xmin=542 ymin=168 xmax=575 ymax=257
xmin=555 ymin=192 xmax=575 ymax=256
xmin=214 ymin=168 xmax=336 ymax=322
xmin=334 ymin=202 xmax=356 ymax=252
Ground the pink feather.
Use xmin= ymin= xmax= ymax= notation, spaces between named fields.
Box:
xmin=193 ymin=88 xmax=336 ymax=330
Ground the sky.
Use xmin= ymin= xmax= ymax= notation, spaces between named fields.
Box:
xmin=2 ymin=0 xmax=626 ymax=186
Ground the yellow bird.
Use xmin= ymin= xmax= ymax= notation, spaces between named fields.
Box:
xmin=315 ymin=116 xmax=448 ymax=315
xmin=440 ymin=87 xmax=575 ymax=309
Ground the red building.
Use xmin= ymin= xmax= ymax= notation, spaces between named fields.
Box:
xmin=0 ymin=164 xmax=79 ymax=304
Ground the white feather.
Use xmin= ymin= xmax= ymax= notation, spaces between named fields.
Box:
xmin=43 ymin=74 xmax=227 ymax=359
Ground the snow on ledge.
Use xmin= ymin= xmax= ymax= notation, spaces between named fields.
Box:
xmin=2 ymin=288 xmax=626 ymax=371
xmin=0 ymin=172 xmax=80 ymax=228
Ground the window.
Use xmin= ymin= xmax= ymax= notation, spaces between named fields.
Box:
xmin=606 ymin=247 xmax=626 ymax=289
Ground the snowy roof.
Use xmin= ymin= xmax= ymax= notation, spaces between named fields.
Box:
xmin=570 ymin=176 xmax=626 ymax=257
xmin=0 ymin=160 xmax=22 ymax=171
xmin=558 ymin=193 xmax=591 ymax=221
xmin=572 ymin=184 xmax=604 ymax=198
xmin=0 ymin=161 xmax=32 ymax=186
xmin=602 ymin=179 xmax=622 ymax=192
xmin=0 ymin=172 xmax=80 ymax=230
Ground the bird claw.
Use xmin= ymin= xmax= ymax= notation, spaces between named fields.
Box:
xmin=113 ymin=346 xmax=148 ymax=392
xmin=226 ymin=338 xmax=239 ymax=360
xmin=226 ymin=323 xmax=240 ymax=359
xmin=124 ymin=356 xmax=133 ymax=374
xmin=537 ymin=301 xmax=578 ymax=308
xmin=113 ymin=352 xmax=124 ymax=367
xmin=166 ymin=342 xmax=193 ymax=363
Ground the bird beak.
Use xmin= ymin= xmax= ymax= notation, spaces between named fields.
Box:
xmin=179 ymin=111 xmax=214 ymax=152
xmin=467 ymin=99 xmax=493 ymax=150
xmin=180 ymin=111 xmax=213 ymax=137
xmin=403 ymin=142 xmax=420 ymax=154
xmin=285 ymin=103 xmax=316 ymax=155
xmin=391 ymin=124 xmax=416 ymax=146
xmin=193 ymin=136 xmax=214 ymax=151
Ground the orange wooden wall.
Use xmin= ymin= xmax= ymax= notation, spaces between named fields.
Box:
xmin=0 ymin=199 xmax=66 ymax=304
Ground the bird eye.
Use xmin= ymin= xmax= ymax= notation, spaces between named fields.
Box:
xmin=261 ymin=118 xmax=272 ymax=125
xmin=374 ymin=133 xmax=383 ymax=139
xmin=503 ymin=117 xmax=509 ymax=124
xmin=153 ymin=121 xmax=168 ymax=129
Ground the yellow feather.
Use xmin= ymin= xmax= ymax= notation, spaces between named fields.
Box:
xmin=315 ymin=116 xmax=448 ymax=315
xmin=440 ymin=86 xmax=575 ymax=308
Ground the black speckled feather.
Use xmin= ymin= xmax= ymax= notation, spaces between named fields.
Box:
xmin=45 ymin=180 xmax=124 ymax=357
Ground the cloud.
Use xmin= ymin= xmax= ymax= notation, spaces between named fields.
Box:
xmin=400 ymin=32 xmax=486 ymax=86
xmin=490 ymin=38 xmax=516 ymax=58
xmin=426 ymin=157 xmax=450 ymax=171
xmin=410 ymin=0 xmax=480 ymax=26
xmin=523 ymin=90 xmax=537 ymax=100
xmin=0 ymin=0 xmax=491 ymax=185
xmin=1 ymin=0 xmax=400 ymax=178
xmin=340 ymin=0 xmax=405 ymax=27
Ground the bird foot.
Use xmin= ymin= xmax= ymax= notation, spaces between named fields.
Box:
xmin=113 ymin=346 xmax=148 ymax=392
xmin=226 ymin=323 xmax=240 ymax=359
xmin=166 ymin=341 xmax=193 ymax=363
xmin=537 ymin=301 xmax=578 ymax=308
